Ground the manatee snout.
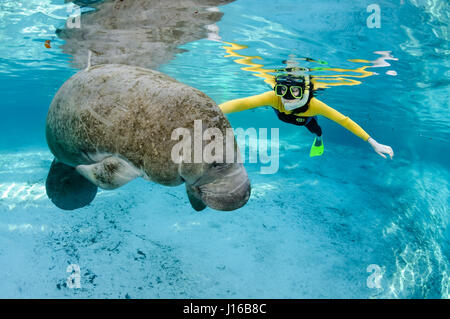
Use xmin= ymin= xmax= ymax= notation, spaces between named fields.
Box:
xmin=200 ymin=177 xmax=251 ymax=211
xmin=186 ymin=163 xmax=251 ymax=211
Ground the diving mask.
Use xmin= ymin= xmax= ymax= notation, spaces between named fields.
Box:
xmin=274 ymin=74 xmax=311 ymax=111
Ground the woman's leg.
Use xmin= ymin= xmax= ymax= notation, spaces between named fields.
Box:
xmin=305 ymin=116 xmax=322 ymax=137
xmin=306 ymin=117 xmax=324 ymax=156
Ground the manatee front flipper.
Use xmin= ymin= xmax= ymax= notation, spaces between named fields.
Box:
xmin=186 ymin=184 xmax=206 ymax=212
xmin=46 ymin=159 xmax=98 ymax=210
xmin=75 ymin=155 xmax=143 ymax=190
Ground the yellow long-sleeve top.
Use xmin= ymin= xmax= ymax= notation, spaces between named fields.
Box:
xmin=219 ymin=91 xmax=370 ymax=141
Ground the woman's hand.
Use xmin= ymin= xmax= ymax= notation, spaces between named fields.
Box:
xmin=368 ymin=137 xmax=394 ymax=159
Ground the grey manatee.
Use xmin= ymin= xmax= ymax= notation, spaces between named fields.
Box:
xmin=45 ymin=64 xmax=251 ymax=211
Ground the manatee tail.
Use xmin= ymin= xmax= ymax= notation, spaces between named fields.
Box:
xmin=45 ymin=159 xmax=98 ymax=210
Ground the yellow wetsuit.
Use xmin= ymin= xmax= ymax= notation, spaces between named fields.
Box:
xmin=219 ymin=91 xmax=370 ymax=141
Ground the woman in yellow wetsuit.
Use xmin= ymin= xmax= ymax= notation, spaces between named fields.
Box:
xmin=219 ymin=73 xmax=394 ymax=158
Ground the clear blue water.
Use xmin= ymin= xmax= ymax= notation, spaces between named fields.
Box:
xmin=0 ymin=0 xmax=448 ymax=298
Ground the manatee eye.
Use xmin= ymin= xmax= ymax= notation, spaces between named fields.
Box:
xmin=211 ymin=161 xmax=227 ymax=170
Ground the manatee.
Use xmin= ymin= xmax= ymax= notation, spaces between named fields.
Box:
xmin=45 ymin=64 xmax=251 ymax=211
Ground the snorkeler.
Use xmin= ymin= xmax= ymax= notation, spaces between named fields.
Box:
xmin=219 ymin=72 xmax=394 ymax=159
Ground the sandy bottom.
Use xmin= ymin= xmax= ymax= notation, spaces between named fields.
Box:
xmin=0 ymin=138 xmax=448 ymax=298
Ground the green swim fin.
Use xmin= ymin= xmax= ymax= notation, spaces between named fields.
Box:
xmin=309 ymin=137 xmax=324 ymax=157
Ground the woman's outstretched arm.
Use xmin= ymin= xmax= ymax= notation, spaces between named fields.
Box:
xmin=311 ymin=98 xmax=394 ymax=159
